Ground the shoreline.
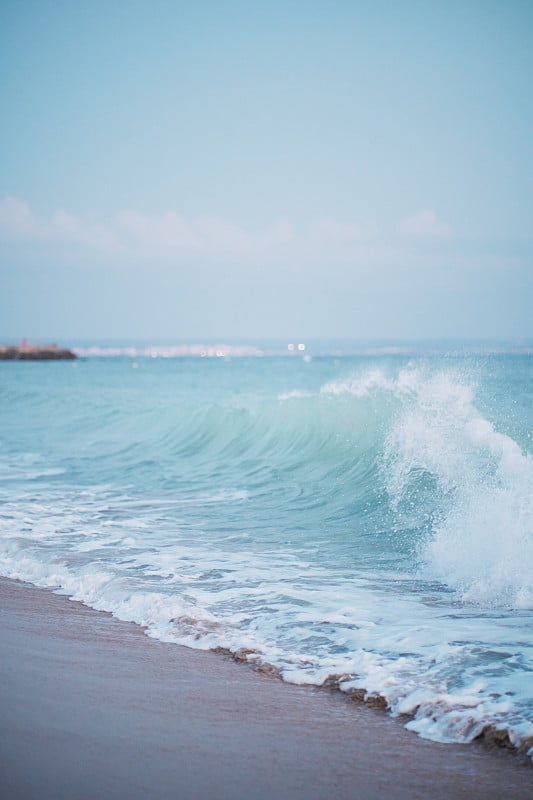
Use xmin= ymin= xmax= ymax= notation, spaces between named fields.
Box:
xmin=1 ymin=577 xmax=531 ymax=800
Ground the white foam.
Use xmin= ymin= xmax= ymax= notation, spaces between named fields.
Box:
xmin=1 ymin=362 xmax=532 ymax=758
xmin=378 ymin=367 xmax=533 ymax=609
xmin=277 ymin=390 xmax=314 ymax=400
xmin=320 ymin=369 xmax=395 ymax=397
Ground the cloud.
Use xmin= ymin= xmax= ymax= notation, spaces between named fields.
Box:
xmin=116 ymin=209 xmax=200 ymax=250
xmin=0 ymin=196 xmax=293 ymax=257
xmin=0 ymin=196 xmax=119 ymax=250
xmin=116 ymin=212 xmax=293 ymax=254
xmin=314 ymin=218 xmax=366 ymax=243
xmin=0 ymin=196 xmax=40 ymax=237
xmin=0 ymin=196 xmax=458 ymax=270
xmin=398 ymin=209 xmax=452 ymax=238
xmin=50 ymin=210 xmax=119 ymax=250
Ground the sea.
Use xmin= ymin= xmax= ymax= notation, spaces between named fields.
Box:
xmin=1 ymin=341 xmax=532 ymax=758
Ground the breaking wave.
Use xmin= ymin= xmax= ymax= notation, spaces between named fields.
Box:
xmin=0 ymin=355 xmax=532 ymax=756
xmin=321 ymin=367 xmax=533 ymax=608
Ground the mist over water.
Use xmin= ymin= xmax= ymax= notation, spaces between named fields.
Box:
xmin=0 ymin=350 xmax=532 ymax=754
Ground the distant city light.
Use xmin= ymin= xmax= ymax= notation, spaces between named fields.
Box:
xmin=287 ymin=343 xmax=295 ymax=351
xmin=297 ymin=343 xmax=305 ymax=351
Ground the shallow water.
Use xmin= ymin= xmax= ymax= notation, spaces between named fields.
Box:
xmin=0 ymin=349 xmax=532 ymax=754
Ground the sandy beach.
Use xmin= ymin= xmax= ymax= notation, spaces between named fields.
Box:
xmin=0 ymin=577 xmax=531 ymax=800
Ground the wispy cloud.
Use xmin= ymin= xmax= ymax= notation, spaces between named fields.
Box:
xmin=115 ymin=210 xmax=293 ymax=254
xmin=398 ymin=209 xmax=452 ymax=238
xmin=0 ymin=197 xmax=40 ymax=237
xmin=0 ymin=197 xmax=118 ymax=250
xmin=1 ymin=196 xmax=458 ymax=266
xmin=313 ymin=218 xmax=367 ymax=244
xmin=0 ymin=196 xmax=293 ymax=257
xmin=115 ymin=210 xmax=200 ymax=250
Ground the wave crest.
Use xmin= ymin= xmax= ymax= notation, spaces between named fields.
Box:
xmin=379 ymin=368 xmax=532 ymax=608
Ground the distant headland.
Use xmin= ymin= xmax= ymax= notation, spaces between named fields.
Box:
xmin=0 ymin=343 xmax=76 ymax=361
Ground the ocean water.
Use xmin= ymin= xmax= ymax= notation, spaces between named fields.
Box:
xmin=0 ymin=348 xmax=532 ymax=756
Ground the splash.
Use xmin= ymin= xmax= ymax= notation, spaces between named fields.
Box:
xmin=1 ymin=355 xmax=532 ymax=755
xmin=320 ymin=366 xmax=533 ymax=607
xmin=334 ymin=367 xmax=533 ymax=609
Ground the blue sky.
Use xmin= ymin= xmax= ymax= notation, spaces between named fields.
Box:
xmin=0 ymin=0 xmax=531 ymax=341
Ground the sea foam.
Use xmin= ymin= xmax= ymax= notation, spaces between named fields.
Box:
xmin=321 ymin=366 xmax=533 ymax=609
xmin=1 ymin=355 xmax=532 ymax=756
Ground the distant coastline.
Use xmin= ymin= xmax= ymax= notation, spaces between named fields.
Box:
xmin=71 ymin=340 xmax=533 ymax=358
xmin=0 ymin=344 xmax=76 ymax=361
xmin=1 ymin=340 xmax=531 ymax=361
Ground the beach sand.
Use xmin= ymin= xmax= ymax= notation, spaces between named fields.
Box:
xmin=0 ymin=577 xmax=531 ymax=800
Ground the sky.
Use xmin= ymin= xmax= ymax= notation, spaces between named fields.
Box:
xmin=0 ymin=0 xmax=531 ymax=343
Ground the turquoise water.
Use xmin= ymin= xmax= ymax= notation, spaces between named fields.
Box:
xmin=0 ymin=350 xmax=532 ymax=754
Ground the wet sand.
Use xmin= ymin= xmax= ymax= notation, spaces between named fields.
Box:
xmin=0 ymin=577 xmax=531 ymax=800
